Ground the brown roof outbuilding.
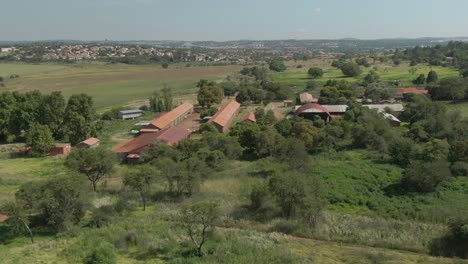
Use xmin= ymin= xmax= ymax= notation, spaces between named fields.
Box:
xmin=113 ymin=126 xmax=191 ymax=154
xmin=209 ymin=100 xmax=240 ymax=133
xmin=148 ymin=102 xmax=194 ymax=130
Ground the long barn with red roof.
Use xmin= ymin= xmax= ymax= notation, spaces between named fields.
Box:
xmin=209 ymin=100 xmax=240 ymax=133
xmin=112 ymin=126 xmax=191 ymax=161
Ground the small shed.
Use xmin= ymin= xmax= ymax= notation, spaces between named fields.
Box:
xmin=49 ymin=143 xmax=72 ymax=157
xmin=76 ymin=137 xmax=100 ymax=148
xmin=241 ymin=112 xmax=256 ymax=123
xmin=119 ymin=109 xmax=143 ymax=120
xmin=283 ymin=100 xmax=294 ymax=107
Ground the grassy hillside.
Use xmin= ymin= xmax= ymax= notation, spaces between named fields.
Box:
xmin=273 ymin=61 xmax=459 ymax=92
xmin=0 ymin=63 xmax=239 ymax=109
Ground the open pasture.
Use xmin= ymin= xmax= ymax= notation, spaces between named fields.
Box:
xmin=0 ymin=63 xmax=240 ymax=109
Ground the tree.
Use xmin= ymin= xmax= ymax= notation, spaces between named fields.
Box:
xmin=290 ymin=119 xmax=319 ymax=151
xmin=427 ymin=70 xmax=438 ymax=83
xmin=355 ymin=57 xmax=370 ymax=67
xmin=389 ymin=137 xmax=414 ymax=167
xmin=429 ymin=77 xmax=467 ymax=101
xmin=307 ymin=67 xmax=324 ymax=79
xmin=180 ymin=201 xmax=219 ymax=257
xmin=63 ymin=94 xmax=99 ymax=145
xmin=364 ymin=70 xmax=380 ymax=84
xmin=274 ymin=138 xmax=310 ymax=171
xmin=450 ymin=140 xmax=468 ymax=162
xmin=40 ymin=91 xmax=66 ymax=138
xmin=16 ymin=176 xmax=90 ymax=231
xmin=197 ymin=80 xmax=223 ymax=108
xmin=340 ymin=62 xmax=362 ymax=77
xmin=269 ymin=59 xmax=287 ymax=72
xmin=401 ymin=161 xmax=451 ymax=193
xmin=1 ymin=202 xmax=34 ymax=243
xmin=65 ymin=147 xmax=116 ymax=192
xmin=162 ymin=85 xmax=173 ymax=111
xmin=413 ymin=74 xmax=426 ymax=85
xmin=161 ymin=62 xmax=169 ymax=69
xmin=268 ymin=173 xmax=324 ymax=223
xmin=25 ymin=123 xmax=54 ymax=157
xmin=254 ymin=128 xmax=284 ymax=158
xmin=123 ymin=166 xmax=157 ymax=210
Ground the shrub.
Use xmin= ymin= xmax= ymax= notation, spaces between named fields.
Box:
xmin=83 ymin=241 xmax=117 ymax=264
xmin=430 ymin=220 xmax=468 ymax=259
xmin=451 ymin=162 xmax=468 ymax=177
xmin=307 ymin=67 xmax=324 ymax=79
xmin=340 ymin=62 xmax=362 ymax=77
xmin=401 ymin=161 xmax=451 ymax=192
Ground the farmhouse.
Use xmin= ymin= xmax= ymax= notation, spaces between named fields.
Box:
xmin=209 ymin=100 xmax=241 ymax=133
xmin=283 ymin=100 xmax=294 ymax=107
xmin=146 ymin=102 xmax=194 ymax=131
xmin=298 ymin=92 xmax=318 ymax=104
xmin=294 ymin=103 xmax=348 ymax=122
xmin=76 ymin=137 xmax=100 ymax=148
xmin=49 ymin=143 xmax=71 ymax=156
xmin=119 ymin=109 xmax=143 ymax=120
xmin=241 ymin=112 xmax=256 ymax=123
xmin=363 ymin=104 xmax=404 ymax=114
xmin=112 ymin=126 xmax=191 ymax=161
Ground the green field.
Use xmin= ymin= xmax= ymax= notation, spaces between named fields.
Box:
xmin=273 ymin=61 xmax=460 ymax=92
xmin=0 ymin=63 xmax=240 ymax=110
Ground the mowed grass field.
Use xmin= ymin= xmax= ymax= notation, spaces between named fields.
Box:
xmin=273 ymin=60 xmax=460 ymax=92
xmin=0 ymin=63 xmax=240 ymax=109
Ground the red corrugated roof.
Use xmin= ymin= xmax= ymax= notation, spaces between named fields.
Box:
xmin=241 ymin=112 xmax=256 ymax=123
xmin=0 ymin=214 xmax=8 ymax=223
xmin=402 ymin=87 xmax=429 ymax=95
xmin=112 ymin=126 xmax=191 ymax=153
xmin=150 ymin=102 xmax=194 ymax=129
xmin=209 ymin=100 xmax=240 ymax=128
xmin=294 ymin=103 xmax=331 ymax=117
xmin=80 ymin=137 xmax=100 ymax=146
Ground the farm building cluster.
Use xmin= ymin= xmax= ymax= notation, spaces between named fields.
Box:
xmin=109 ymin=86 xmax=429 ymax=163
xmin=112 ymin=100 xmax=242 ymax=162
xmin=20 ymin=137 xmax=100 ymax=157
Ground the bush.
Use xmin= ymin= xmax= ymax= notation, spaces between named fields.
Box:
xmin=451 ymin=162 xmax=468 ymax=177
xmin=83 ymin=241 xmax=117 ymax=264
xmin=307 ymin=67 xmax=324 ymax=79
xmin=269 ymin=59 xmax=287 ymax=72
xmin=340 ymin=62 xmax=362 ymax=77
xmin=430 ymin=220 xmax=468 ymax=259
xmin=401 ymin=161 xmax=451 ymax=192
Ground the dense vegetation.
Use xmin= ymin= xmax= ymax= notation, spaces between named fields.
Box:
xmin=2 ymin=42 xmax=468 ymax=263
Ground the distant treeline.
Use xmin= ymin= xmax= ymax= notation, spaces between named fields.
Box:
xmin=396 ymin=41 xmax=468 ymax=71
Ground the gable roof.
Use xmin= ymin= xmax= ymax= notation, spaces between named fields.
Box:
xmin=241 ymin=112 xmax=256 ymax=123
xmin=363 ymin=104 xmax=404 ymax=113
xmin=209 ymin=100 xmax=240 ymax=128
xmin=149 ymin=102 xmax=193 ymax=129
xmin=79 ymin=137 xmax=100 ymax=146
xmin=402 ymin=87 xmax=429 ymax=95
xmin=112 ymin=126 xmax=191 ymax=153
xmin=299 ymin=92 xmax=318 ymax=103
xmin=119 ymin=109 xmax=143 ymax=115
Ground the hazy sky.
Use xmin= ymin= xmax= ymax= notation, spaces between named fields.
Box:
xmin=2 ymin=0 xmax=468 ymax=41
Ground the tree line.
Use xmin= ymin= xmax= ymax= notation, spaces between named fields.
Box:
xmin=0 ymin=91 xmax=100 ymax=155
